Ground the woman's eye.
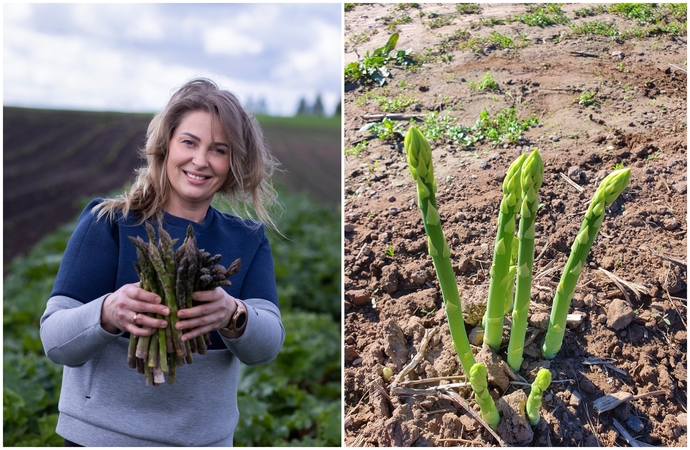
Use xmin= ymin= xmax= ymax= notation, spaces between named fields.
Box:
xmin=213 ymin=147 xmax=227 ymax=155
xmin=182 ymin=139 xmax=194 ymax=146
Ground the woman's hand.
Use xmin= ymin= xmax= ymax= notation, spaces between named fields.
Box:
xmin=176 ymin=287 xmax=237 ymax=341
xmin=100 ymin=283 xmax=169 ymax=336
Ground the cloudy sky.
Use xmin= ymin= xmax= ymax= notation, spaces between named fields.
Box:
xmin=3 ymin=3 xmax=342 ymax=116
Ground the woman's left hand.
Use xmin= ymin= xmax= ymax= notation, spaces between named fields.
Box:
xmin=175 ymin=287 xmax=237 ymax=341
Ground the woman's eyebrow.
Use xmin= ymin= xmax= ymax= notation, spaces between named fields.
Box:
xmin=180 ymin=131 xmax=228 ymax=148
xmin=181 ymin=131 xmax=201 ymax=142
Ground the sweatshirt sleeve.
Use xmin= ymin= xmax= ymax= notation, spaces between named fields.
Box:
xmin=220 ymin=298 xmax=284 ymax=365
xmin=41 ymin=199 xmax=123 ymax=367
xmin=40 ymin=295 xmax=123 ymax=367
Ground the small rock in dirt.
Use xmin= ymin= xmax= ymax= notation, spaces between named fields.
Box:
xmin=468 ymin=327 xmax=484 ymax=346
xmin=529 ymin=312 xmax=550 ymax=330
xmin=384 ymin=319 xmax=409 ymax=370
xmin=672 ymin=181 xmax=687 ymax=194
xmin=385 ymin=404 xmax=421 ymax=446
xmin=453 ymin=211 xmax=466 ymax=222
xmin=389 ymin=207 xmax=400 ymax=215
xmin=496 ymin=390 xmax=534 ymax=445
xmin=567 ymin=165 xmax=580 ymax=181
xmin=677 ymin=413 xmax=687 ymax=428
xmin=388 ymin=196 xmax=396 ymax=202
xmin=626 ymin=415 xmax=645 ymax=433
xmin=569 ymin=390 xmax=582 ymax=407
xmin=347 ymin=289 xmax=371 ymax=306
xmin=462 ymin=286 xmax=488 ymax=326
xmin=477 ymin=159 xmax=489 ymax=169
xmin=601 ymin=256 xmax=615 ymax=270
xmin=607 ymin=298 xmax=634 ymax=330
xmin=345 ymin=345 xmax=359 ymax=365
xmin=663 ymin=217 xmax=680 ymax=231
xmin=379 ymin=232 xmax=390 ymax=243
xmin=344 ymin=223 xmax=355 ymax=233
xmin=380 ymin=265 xmax=399 ymax=294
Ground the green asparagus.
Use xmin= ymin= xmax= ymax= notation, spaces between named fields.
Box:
xmin=484 ymin=153 xmax=526 ymax=350
xmin=127 ymin=223 xmax=241 ymax=385
xmin=405 ymin=126 xmax=476 ymax=376
xmin=506 ymin=149 xmax=544 ymax=371
xmin=542 ymin=168 xmax=631 ymax=359
xmin=526 ymin=368 xmax=552 ymax=425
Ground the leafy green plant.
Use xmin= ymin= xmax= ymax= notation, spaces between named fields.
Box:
xmin=568 ymin=20 xmax=620 ymax=38
xmin=345 ymin=141 xmax=368 ymax=158
xmin=384 ymin=243 xmax=395 ymax=257
xmin=426 ymin=13 xmax=455 ymax=29
xmin=574 ymin=90 xmax=599 ymax=107
xmin=360 ymin=117 xmax=406 ymax=141
xmin=234 ymin=312 xmax=340 ymax=446
xmin=513 ymin=4 xmax=569 ymax=27
xmin=468 ymin=71 xmax=499 ymax=91
xmin=456 ymin=4 xmax=481 ymax=15
xmin=416 ymin=108 xmax=537 ymax=149
xmin=344 ymin=33 xmax=413 ymax=86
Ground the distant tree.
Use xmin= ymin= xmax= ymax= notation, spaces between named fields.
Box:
xmin=296 ymin=97 xmax=311 ymax=115
xmin=312 ymin=94 xmax=325 ymax=117
xmin=333 ymin=100 xmax=341 ymax=117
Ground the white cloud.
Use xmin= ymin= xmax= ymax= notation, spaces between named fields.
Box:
xmin=203 ymin=27 xmax=264 ymax=57
xmin=3 ymin=3 xmax=341 ymax=116
xmin=270 ymin=19 xmax=341 ymax=89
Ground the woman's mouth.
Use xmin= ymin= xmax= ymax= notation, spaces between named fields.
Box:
xmin=184 ymin=171 xmax=211 ymax=182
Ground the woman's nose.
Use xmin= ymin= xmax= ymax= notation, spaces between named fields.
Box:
xmin=192 ymin=151 xmax=209 ymax=167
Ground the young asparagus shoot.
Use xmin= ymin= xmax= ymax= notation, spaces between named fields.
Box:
xmin=506 ymin=149 xmax=544 ymax=371
xmin=484 ymin=153 xmax=526 ymax=350
xmin=542 ymin=168 xmax=631 ymax=359
xmin=405 ymin=126 xmax=476 ymax=376
xmin=526 ymin=368 xmax=552 ymax=425
xmin=469 ymin=363 xmax=500 ymax=429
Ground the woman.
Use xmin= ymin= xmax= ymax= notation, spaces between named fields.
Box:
xmin=40 ymin=78 xmax=285 ymax=446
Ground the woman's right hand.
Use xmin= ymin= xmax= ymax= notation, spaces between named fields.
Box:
xmin=100 ymin=283 xmax=169 ymax=336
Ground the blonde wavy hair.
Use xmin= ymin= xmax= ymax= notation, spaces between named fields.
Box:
xmin=95 ymin=78 xmax=279 ymax=231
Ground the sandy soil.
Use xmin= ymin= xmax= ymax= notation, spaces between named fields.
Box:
xmin=343 ymin=3 xmax=687 ymax=446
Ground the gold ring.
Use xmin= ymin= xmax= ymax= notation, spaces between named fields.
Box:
xmin=133 ymin=313 xmax=139 ymax=325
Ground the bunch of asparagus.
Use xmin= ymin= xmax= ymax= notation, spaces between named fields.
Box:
xmin=127 ymin=223 xmax=241 ymax=386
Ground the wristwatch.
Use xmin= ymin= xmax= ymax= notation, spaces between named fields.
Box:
xmin=222 ymin=300 xmax=248 ymax=334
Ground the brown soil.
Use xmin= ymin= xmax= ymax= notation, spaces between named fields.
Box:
xmin=343 ymin=4 xmax=687 ymax=447
xmin=3 ymin=108 xmax=340 ymax=266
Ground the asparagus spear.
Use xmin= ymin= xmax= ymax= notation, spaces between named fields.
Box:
xmin=526 ymin=368 xmax=552 ymax=425
xmin=484 ymin=153 xmax=526 ymax=350
xmin=542 ymin=168 xmax=631 ymax=359
xmin=469 ymin=363 xmax=500 ymax=429
xmin=506 ymin=149 xmax=544 ymax=371
xmin=405 ymin=126 xmax=476 ymax=376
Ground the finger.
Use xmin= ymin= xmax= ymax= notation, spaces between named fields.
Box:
xmin=190 ymin=290 xmax=221 ymax=303
xmin=135 ymin=313 xmax=169 ymax=329
xmin=127 ymin=323 xmax=157 ymax=337
xmin=126 ymin=284 xmax=162 ymax=304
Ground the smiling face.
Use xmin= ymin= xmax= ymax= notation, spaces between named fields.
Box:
xmin=164 ymin=110 xmax=231 ymax=221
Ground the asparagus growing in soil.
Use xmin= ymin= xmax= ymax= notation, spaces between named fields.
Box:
xmin=484 ymin=153 xmax=526 ymax=350
xmin=526 ymin=368 xmax=552 ymax=425
xmin=405 ymin=126 xmax=476 ymax=376
xmin=127 ymin=223 xmax=241 ymax=385
xmin=506 ymin=149 xmax=544 ymax=371
xmin=469 ymin=363 xmax=500 ymax=429
xmin=542 ymin=168 xmax=631 ymax=359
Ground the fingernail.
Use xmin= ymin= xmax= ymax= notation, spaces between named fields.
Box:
xmin=161 ymin=321 xmax=168 ymax=328
xmin=162 ymin=308 xmax=170 ymax=315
